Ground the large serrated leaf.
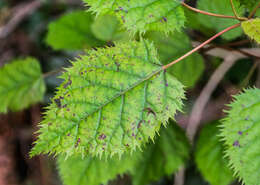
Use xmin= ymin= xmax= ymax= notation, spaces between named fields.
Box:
xmin=197 ymin=0 xmax=243 ymax=40
xmin=146 ymin=31 xmax=204 ymax=88
xmin=84 ymin=0 xmax=185 ymax=34
xmin=130 ymin=121 xmax=190 ymax=185
xmin=220 ymin=88 xmax=260 ymax=185
xmin=45 ymin=10 xmax=104 ymax=50
xmin=241 ymin=18 xmax=260 ymax=44
xmin=0 ymin=57 xmax=46 ymax=113
xmin=57 ymin=121 xmax=190 ymax=185
xmin=31 ymin=40 xmax=185 ymax=158
xmin=195 ymin=121 xmax=234 ymax=185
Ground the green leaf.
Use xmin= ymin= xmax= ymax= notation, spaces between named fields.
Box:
xmin=239 ymin=0 xmax=258 ymax=10
xmin=220 ymin=88 xmax=260 ymax=185
xmin=197 ymin=0 xmax=243 ymax=40
xmin=195 ymin=121 xmax=234 ymax=185
xmin=146 ymin=31 xmax=204 ymax=88
xmin=130 ymin=121 xmax=190 ymax=185
xmin=84 ymin=0 xmax=186 ymax=35
xmin=31 ymin=40 xmax=185 ymax=158
xmin=91 ymin=14 xmax=130 ymax=42
xmin=57 ymin=121 xmax=190 ymax=185
xmin=241 ymin=18 xmax=260 ymax=44
xmin=58 ymin=154 xmax=136 ymax=185
xmin=0 ymin=57 xmax=46 ymax=113
xmin=45 ymin=10 xmax=104 ymax=50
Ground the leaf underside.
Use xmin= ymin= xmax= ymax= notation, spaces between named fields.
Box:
xmin=146 ymin=31 xmax=205 ymax=88
xmin=197 ymin=0 xmax=243 ymax=40
xmin=58 ymin=121 xmax=190 ymax=185
xmin=220 ymin=88 xmax=260 ymax=185
xmin=31 ymin=40 xmax=185 ymax=158
xmin=84 ymin=0 xmax=185 ymax=34
xmin=241 ymin=18 xmax=260 ymax=44
xmin=195 ymin=121 xmax=234 ymax=185
xmin=0 ymin=57 xmax=45 ymax=113
xmin=45 ymin=10 xmax=104 ymax=50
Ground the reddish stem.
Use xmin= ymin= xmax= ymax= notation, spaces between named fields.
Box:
xmin=162 ymin=23 xmax=241 ymax=70
xmin=181 ymin=2 xmax=248 ymax=21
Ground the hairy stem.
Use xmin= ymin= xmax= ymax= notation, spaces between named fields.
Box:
xmin=162 ymin=23 xmax=241 ymax=70
xmin=181 ymin=2 xmax=247 ymax=21
xmin=248 ymin=2 xmax=260 ymax=19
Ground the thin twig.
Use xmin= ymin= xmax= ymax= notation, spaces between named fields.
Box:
xmin=163 ymin=23 xmax=241 ymax=70
xmin=43 ymin=68 xmax=64 ymax=78
xmin=0 ymin=1 xmax=42 ymax=39
xmin=174 ymin=167 xmax=185 ymax=185
xmin=248 ymin=2 xmax=260 ymax=19
xmin=181 ymin=2 xmax=248 ymax=21
xmin=186 ymin=54 xmax=241 ymax=142
xmin=230 ymin=0 xmax=240 ymax=20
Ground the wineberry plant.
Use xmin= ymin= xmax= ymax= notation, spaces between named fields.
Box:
xmin=1 ymin=0 xmax=260 ymax=185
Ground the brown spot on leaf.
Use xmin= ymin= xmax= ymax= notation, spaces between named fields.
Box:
xmin=98 ymin=134 xmax=107 ymax=140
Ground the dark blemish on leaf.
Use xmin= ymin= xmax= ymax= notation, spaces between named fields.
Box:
xmin=121 ymin=16 xmax=125 ymax=23
xmin=54 ymin=98 xmax=61 ymax=108
xmin=75 ymin=138 xmax=81 ymax=147
xmin=73 ymin=113 xmax=76 ymax=117
xmin=115 ymin=62 xmax=120 ymax=71
xmin=63 ymin=79 xmax=72 ymax=88
xmin=137 ymin=121 xmax=143 ymax=129
xmin=233 ymin=140 xmax=240 ymax=147
xmin=98 ymin=134 xmax=107 ymax=140
xmin=144 ymin=107 xmax=156 ymax=117
xmin=238 ymin=131 xmax=243 ymax=135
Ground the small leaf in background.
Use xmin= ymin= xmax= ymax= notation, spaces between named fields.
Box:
xmin=58 ymin=154 xmax=136 ymax=185
xmin=146 ymin=31 xmax=205 ymax=88
xmin=195 ymin=121 xmax=234 ymax=185
xmin=45 ymin=10 xmax=104 ymax=50
xmin=0 ymin=57 xmax=46 ymax=113
xmin=239 ymin=0 xmax=258 ymax=10
xmin=241 ymin=18 xmax=260 ymax=44
xmin=84 ymin=0 xmax=186 ymax=35
xmin=197 ymin=0 xmax=243 ymax=40
xmin=31 ymin=40 xmax=185 ymax=158
xmin=58 ymin=121 xmax=190 ymax=185
xmin=220 ymin=88 xmax=260 ymax=185
xmin=91 ymin=14 xmax=130 ymax=42
xmin=130 ymin=121 xmax=190 ymax=185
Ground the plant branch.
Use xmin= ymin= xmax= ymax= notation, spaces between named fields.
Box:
xmin=230 ymin=0 xmax=240 ymax=20
xmin=181 ymin=2 xmax=247 ymax=21
xmin=162 ymin=23 xmax=241 ymax=70
xmin=0 ymin=1 xmax=42 ymax=39
xmin=43 ymin=68 xmax=64 ymax=78
xmin=248 ymin=2 xmax=260 ymax=19
xmin=186 ymin=54 xmax=240 ymax=142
